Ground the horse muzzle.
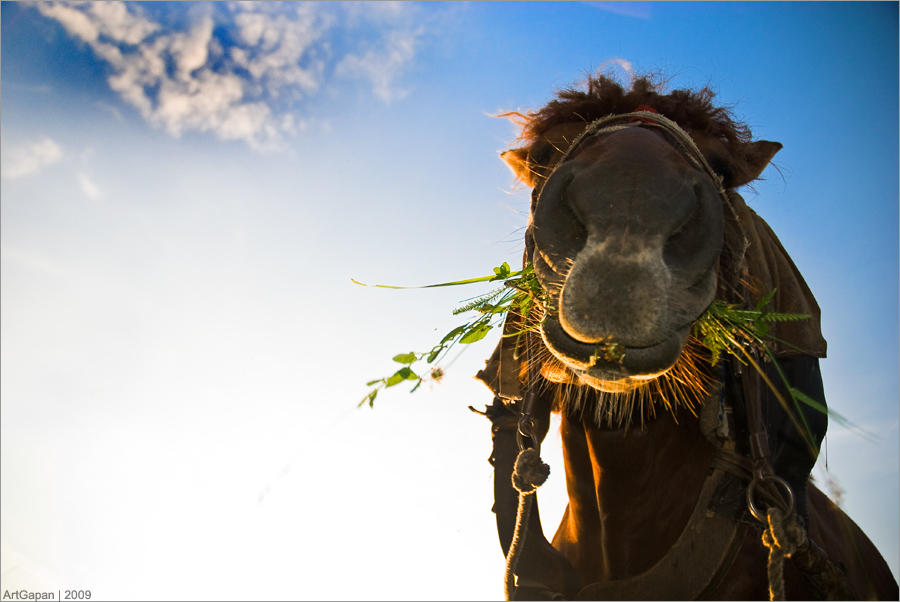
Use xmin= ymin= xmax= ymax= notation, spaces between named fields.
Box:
xmin=541 ymin=314 xmax=692 ymax=383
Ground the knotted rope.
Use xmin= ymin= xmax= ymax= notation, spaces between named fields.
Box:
xmin=504 ymin=448 xmax=551 ymax=601
xmin=761 ymin=506 xmax=806 ymax=601
xmin=512 ymin=448 xmax=551 ymax=495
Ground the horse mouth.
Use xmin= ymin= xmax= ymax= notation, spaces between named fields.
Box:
xmin=541 ymin=316 xmax=691 ymax=387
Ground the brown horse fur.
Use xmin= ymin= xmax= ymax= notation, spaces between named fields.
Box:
xmin=500 ymin=74 xmax=773 ymax=191
xmin=478 ymin=74 xmax=899 ymax=600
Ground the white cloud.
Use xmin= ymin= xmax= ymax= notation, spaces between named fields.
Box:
xmin=36 ymin=1 xmax=101 ymax=42
xmin=34 ymin=2 xmax=424 ymax=151
xmin=1 ymin=138 xmax=63 ymax=179
xmin=77 ymin=172 xmax=101 ymax=201
xmin=88 ymin=1 xmax=160 ymax=44
xmin=336 ymin=29 xmax=420 ymax=104
xmin=37 ymin=1 xmax=159 ymax=44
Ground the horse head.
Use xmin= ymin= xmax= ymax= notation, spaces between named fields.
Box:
xmin=500 ymin=97 xmax=783 ymax=408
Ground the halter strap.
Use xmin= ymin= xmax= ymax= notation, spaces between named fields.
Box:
xmin=547 ymin=111 xmax=749 ymax=262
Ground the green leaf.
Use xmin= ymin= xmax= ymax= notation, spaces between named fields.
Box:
xmin=788 ymin=387 xmax=826 ymax=414
xmin=385 ymin=369 xmax=409 ymax=387
xmin=789 ymin=388 xmax=877 ymax=441
xmin=440 ymin=325 xmax=468 ymax=345
xmin=754 ymin=288 xmax=778 ymax=313
xmin=352 ymin=266 xmax=527 ymax=290
xmin=453 ymin=288 xmax=506 ymax=315
xmin=491 ymin=262 xmax=512 ymax=281
xmin=357 ymin=261 xmax=548 ymax=407
xmin=392 ymin=352 xmax=418 ymax=364
xmin=759 ymin=312 xmax=812 ymax=323
xmin=460 ymin=323 xmax=492 ymax=344
xmin=519 ymin=295 xmax=532 ymax=314
xmin=366 ymin=379 xmax=383 ymax=386
xmin=358 ymin=389 xmax=378 ymax=408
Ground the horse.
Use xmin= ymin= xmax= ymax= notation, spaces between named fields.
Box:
xmin=474 ymin=75 xmax=898 ymax=601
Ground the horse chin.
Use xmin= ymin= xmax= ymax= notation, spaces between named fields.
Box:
xmin=574 ymin=369 xmax=671 ymax=394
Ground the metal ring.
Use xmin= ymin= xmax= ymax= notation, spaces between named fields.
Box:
xmin=516 ymin=417 xmax=540 ymax=455
xmin=746 ymin=475 xmax=795 ymax=522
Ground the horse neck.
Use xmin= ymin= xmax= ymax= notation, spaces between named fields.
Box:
xmin=555 ymin=403 xmax=716 ymax=582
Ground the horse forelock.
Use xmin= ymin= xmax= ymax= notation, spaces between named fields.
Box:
xmin=502 ymin=73 xmax=759 ymax=190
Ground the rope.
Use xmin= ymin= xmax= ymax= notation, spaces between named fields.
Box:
xmin=511 ymin=448 xmax=550 ymax=495
xmin=504 ymin=492 xmax=533 ymax=600
xmin=504 ymin=448 xmax=551 ymax=600
xmin=761 ymin=507 xmax=806 ymax=601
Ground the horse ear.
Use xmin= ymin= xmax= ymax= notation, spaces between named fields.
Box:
xmin=501 ymin=147 xmax=538 ymax=187
xmin=735 ymin=140 xmax=783 ymax=187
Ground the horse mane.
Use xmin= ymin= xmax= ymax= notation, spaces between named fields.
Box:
xmin=501 ymin=73 xmax=757 ymax=188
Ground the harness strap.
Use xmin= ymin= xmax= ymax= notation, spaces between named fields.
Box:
xmin=736 ymin=352 xmax=775 ymax=480
xmin=574 ymin=467 xmax=749 ymax=601
xmin=710 ymin=447 xmax=755 ymax=482
xmin=483 ymin=391 xmax=755 ymax=600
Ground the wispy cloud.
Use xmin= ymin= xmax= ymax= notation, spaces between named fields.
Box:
xmin=77 ymin=172 xmax=101 ymax=201
xmin=34 ymin=2 xmax=424 ymax=151
xmin=596 ymin=58 xmax=636 ymax=84
xmin=1 ymin=138 xmax=63 ymax=179
xmin=337 ymin=28 xmax=421 ymax=103
xmin=587 ymin=2 xmax=652 ymax=19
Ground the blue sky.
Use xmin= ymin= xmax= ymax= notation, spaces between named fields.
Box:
xmin=1 ymin=2 xmax=897 ymax=599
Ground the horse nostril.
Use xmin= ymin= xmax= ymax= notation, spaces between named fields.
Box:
xmin=533 ymin=171 xmax=588 ymax=277
xmin=663 ymin=181 xmax=721 ymax=269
